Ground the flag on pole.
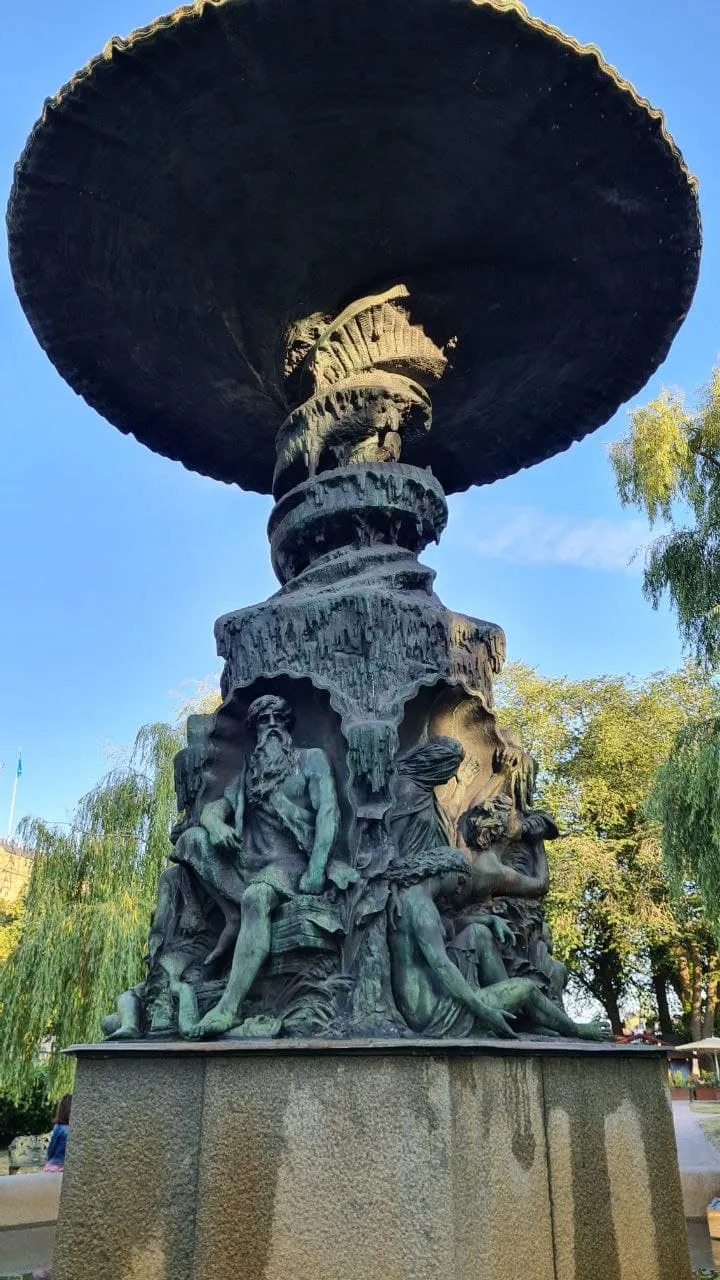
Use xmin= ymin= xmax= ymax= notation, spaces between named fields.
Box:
xmin=7 ymin=751 xmax=21 ymax=840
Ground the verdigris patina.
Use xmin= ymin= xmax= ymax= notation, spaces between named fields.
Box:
xmin=7 ymin=0 xmax=701 ymax=1045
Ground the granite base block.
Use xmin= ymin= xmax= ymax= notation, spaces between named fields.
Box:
xmin=52 ymin=1040 xmax=691 ymax=1280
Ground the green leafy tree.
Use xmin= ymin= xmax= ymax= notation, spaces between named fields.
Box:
xmin=0 ymin=1069 xmax=53 ymax=1147
xmin=175 ymin=677 xmax=221 ymax=722
xmin=496 ymin=661 xmax=719 ymax=1034
xmin=610 ymin=369 xmax=720 ymax=667
xmin=610 ymin=370 xmax=720 ymax=946
xmin=648 ymin=716 xmax=720 ymax=932
xmin=0 ymin=723 xmax=180 ymax=1098
xmin=0 ymin=899 xmax=24 ymax=966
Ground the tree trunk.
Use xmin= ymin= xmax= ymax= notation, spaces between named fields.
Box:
xmin=690 ymin=946 xmax=703 ymax=1041
xmin=704 ymin=958 xmax=719 ymax=1037
xmin=649 ymin=948 xmax=675 ymax=1038
xmin=672 ymin=951 xmax=693 ymax=1014
xmin=652 ymin=972 xmax=674 ymax=1039
xmin=599 ymin=988 xmax=623 ymax=1036
xmin=586 ymin=941 xmax=624 ymax=1035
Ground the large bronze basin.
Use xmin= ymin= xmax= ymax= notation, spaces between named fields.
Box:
xmin=7 ymin=0 xmax=701 ymax=494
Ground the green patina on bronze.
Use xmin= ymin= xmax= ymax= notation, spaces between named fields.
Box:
xmin=7 ymin=0 xmax=700 ymax=1045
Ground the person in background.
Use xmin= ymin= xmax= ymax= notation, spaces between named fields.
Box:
xmin=43 ymin=1093 xmax=71 ymax=1172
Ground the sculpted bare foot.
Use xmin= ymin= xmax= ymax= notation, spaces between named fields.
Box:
xmin=106 ymin=1025 xmax=140 ymax=1041
xmin=187 ymin=1007 xmax=239 ymax=1039
xmin=576 ymin=1020 xmax=611 ymax=1041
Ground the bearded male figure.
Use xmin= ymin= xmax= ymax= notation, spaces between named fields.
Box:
xmin=172 ymin=694 xmax=340 ymax=1037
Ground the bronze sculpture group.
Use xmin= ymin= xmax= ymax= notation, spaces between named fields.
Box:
xmin=102 ymin=695 xmax=606 ymax=1043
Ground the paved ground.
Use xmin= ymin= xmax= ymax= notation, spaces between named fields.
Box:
xmin=673 ymin=1100 xmax=720 ymax=1171
xmin=672 ymin=1101 xmax=720 ymax=1269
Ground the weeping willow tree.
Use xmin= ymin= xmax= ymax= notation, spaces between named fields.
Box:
xmin=610 ymin=368 xmax=720 ymax=666
xmin=647 ymin=718 xmax=720 ymax=926
xmin=611 ymin=369 xmax=720 ymax=939
xmin=0 ymin=723 xmax=181 ymax=1098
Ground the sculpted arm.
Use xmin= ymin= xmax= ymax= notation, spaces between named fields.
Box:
xmin=460 ymin=843 xmax=549 ymax=900
xmin=199 ymin=793 xmax=243 ymax=856
xmin=301 ymin=750 xmax=340 ymax=893
xmin=200 ymin=797 xmax=232 ymax=828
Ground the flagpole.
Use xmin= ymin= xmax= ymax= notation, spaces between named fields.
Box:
xmin=7 ymin=751 xmax=21 ymax=841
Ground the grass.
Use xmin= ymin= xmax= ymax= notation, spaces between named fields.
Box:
xmin=691 ymin=1104 xmax=720 ymax=1154
xmin=699 ymin=1116 xmax=720 ymax=1152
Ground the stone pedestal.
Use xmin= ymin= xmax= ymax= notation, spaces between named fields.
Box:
xmin=53 ymin=1040 xmax=690 ymax=1280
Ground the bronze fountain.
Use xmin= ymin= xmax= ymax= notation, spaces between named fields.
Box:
xmin=8 ymin=0 xmax=700 ymax=1045
xmin=7 ymin=4 xmax=701 ymax=1274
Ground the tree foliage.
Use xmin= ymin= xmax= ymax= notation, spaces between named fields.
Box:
xmin=496 ymin=661 xmax=720 ymax=1034
xmin=610 ymin=368 xmax=720 ymax=952
xmin=610 ymin=369 xmax=720 ymax=667
xmin=0 ymin=1070 xmax=53 ymax=1147
xmin=648 ymin=716 xmax=720 ymax=927
xmin=0 ymin=899 xmax=24 ymax=967
xmin=0 ymin=723 xmax=181 ymax=1098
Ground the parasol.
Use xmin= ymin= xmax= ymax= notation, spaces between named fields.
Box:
xmin=674 ymin=1036 xmax=720 ymax=1079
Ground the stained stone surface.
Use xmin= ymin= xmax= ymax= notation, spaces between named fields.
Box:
xmin=543 ymin=1056 xmax=693 ymax=1280
xmin=52 ymin=1041 xmax=691 ymax=1280
xmin=54 ymin=1056 xmax=204 ymax=1278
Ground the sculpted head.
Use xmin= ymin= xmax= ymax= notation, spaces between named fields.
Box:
xmin=245 ymin=695 xmax=298 ymax=803
xmin=396 ymin=736 xmax=465 ymax=788
xmin=465 ymin=793 xmax=514 ymax=851
xmin=246 ymin=694 xmax=296 ymax=748
xmin=387 ymin=845 xmax=472 ymax=899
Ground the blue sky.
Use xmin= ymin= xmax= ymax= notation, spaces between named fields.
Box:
xmin=1 ymin=0 xmax=719 ymax=830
